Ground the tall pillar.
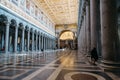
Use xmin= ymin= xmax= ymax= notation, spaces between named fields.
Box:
xmin=100 ymin=0 xmax=120 ymax=64
xmin=48 ymin=38 xmax=49 ymax=49
xmin=43 ymin=36 xmax=45 ymax=50
xmin=46 ymin=37 xmax=47 ymax=50
xmin=42 ymin=35 xmax=43 ymax=50
xmin=32 ymin=31 xmax=34 ymax=51
xmin=90 ymin=0 xmax=97 ymax=49
xmin=51 ymin=39 xmax=52 ymax=49
xmin=44 ymin=36 xmax=46 ymax=50
xmin=27 ymin=30 xmax=30 ymax=52
xmin=42 ymin=36 xmax=44 ymax=50
xmin=46 ymin=36 xmax=48 ymax=49
xmin=41 ymin=34 xmax=43 ymax=50
xmin=50 ymin=38 xmax=51 ymax=49
xmin=39 ymin=34 xmax=41 ymax=51
xmin=83 ymin=12 xmax=87 ymax=53
xmin=41 ymin=34 xmax=43 ymax=49
xmin=50 ymin=39 xmax=51 ymax=49
xmin=14 ymin=26 xmax=18 ymax=52
xmin=22 ymin=27 xmax=25 ymax=52
xmin=86 ymin=0 xmax=91 ymax=53
xmin=82 ymin=19 xmax=84 ymax=52
xmin=43 ymin=35 xmax=45 ymax=50
xmin=5 ymin=23 xmax=9 ymax=53
xmin=36 ymin=33 xmax=38 ymax=51
xmin=52 ymin=39 xmax=54 ymax=49
xmin=58 ymin=38 xmax=60 ymax=49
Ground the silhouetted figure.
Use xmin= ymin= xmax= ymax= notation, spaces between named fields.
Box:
xmin=90 ymin=47 xmax=98 ymax=65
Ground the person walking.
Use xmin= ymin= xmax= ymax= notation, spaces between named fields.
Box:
xmin=90 ymin=47 xmax=98 ymax=65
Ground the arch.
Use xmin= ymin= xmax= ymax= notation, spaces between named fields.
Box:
xmin=24 ymin=25 xmax=29 ymax=51
xmin=10 ymin=19 xmax=17 ymax=27
xmin=25 ymin=25 xmax=29 ymax=31
xmin=59 ymin=30 xmax=75 ymax=40
xmin=30 ymin=28 xmax=33 ymax=32
xmin=19 ymin=23 xmax=24 ymax=30
xmin=34 ymin=30 xmax=37 ymax=34
xmin=0 ymin=14 xmax=7 ymax=52
xmin=38 ymin=31 xmax=40 ymax=34
xmin=9 ymin=19 xmax=16 ymax=52
xmin=0 ymin=14 xmax=8 ymax=25
xmin=17 ymin=23 xmax=24 ymax=52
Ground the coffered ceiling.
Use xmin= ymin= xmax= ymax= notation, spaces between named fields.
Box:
xmin=34 ymin=0 xmax=79 ymax=25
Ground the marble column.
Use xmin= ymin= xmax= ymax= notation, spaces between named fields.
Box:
xmin=51 ymin=39 xmax=53 ymax=49
xmin=27 ymin=30 xmax=30 ymax=52
xmin=14 ymin=26 xmax=18 ymax=52
xmin=42 ymin=35 xmax=44 ymax=50
xmin=45 ymin=37 xmax=47 ymax=50
xmin=86 ymin=1 xmax=91 ymax=53
xmin=42 ymin=36 xmax=44 ymax=50
xmin=39 ymin=34 xmax=41 ymax=51
xmin=48 ymin=38 xmax=49 ymax=49
xmin=5 ymin=23 xmax=10 ymax=53
xmin=41 ymin=34 xmax=42 ymax=50
xmin=36 ymin=33 xmax=38 ymax=51
xmin=58 ymin=38 xmax=60 ymax=49
xmin=52 ymin=39 xmax=53 ymax=49
xmin=49 ymin=39 xmax=51 ymax=49
xmin=32 ymin=31 xmax=34 ymax=51
xmin=47 ymin=37 xmax=50 ymax=49
xmin=90 ymin=0 xmax=97 ymax=49
xmin=22 ymin=27 xmax=25 ymax=52
xmin=83 ymin=13 xmax=87 ymax=53
xmin=41 ymin=34 xmax=43 ymax=50
xmin=81 ymin=19 xmax=84 ymax=52
xmin=50 ymin=39 xmax=51 ymax=49
xmin=44 ymin=36 xmax=45 ymax=50
xmin=44 ymin=36 xmax=46 ymax=50
xmin=100 ymin=0 xmax=120 ymax=62
xmin=46 ymin=37 xmax=48 ymax=49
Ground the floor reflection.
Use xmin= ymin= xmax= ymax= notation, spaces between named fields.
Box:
xmin=0 ymin=50 xmax=118 ymax=80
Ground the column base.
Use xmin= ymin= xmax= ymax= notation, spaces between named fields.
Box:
xmin=100 ymin=60 xmax=120 ymax=72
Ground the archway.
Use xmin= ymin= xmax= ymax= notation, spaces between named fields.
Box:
xmin=59 ymin=30 xmax=76 ymax=49
xmin=0 ymin=14 xmax=8 ymax=52
xmin=9 ymin=19 xmax=16 ymax=52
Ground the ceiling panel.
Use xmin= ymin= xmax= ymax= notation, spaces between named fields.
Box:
xmin=34 ymin=0 xmax=79 ymax=25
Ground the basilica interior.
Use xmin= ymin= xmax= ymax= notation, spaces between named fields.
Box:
xmin=0 ymin=0 xmax=120 ymax=80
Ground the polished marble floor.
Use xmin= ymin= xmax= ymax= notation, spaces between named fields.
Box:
xmin=0 ymin=50 xmax=119 ymax=80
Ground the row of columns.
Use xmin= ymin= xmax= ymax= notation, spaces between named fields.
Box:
xmin=4 ymin=21 xmax=55 ymax=53
xmin=78 ymin=0 xmax=120 ymax=68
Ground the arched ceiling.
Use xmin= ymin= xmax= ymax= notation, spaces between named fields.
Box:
xmin=34 ymin=0 xmax=79 ymax=25
xmin=60 ymin=31 xmax=74 ymax=40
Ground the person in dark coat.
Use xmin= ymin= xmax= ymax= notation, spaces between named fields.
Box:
xmin=90 ymin=47 xmax=98 ymax=64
